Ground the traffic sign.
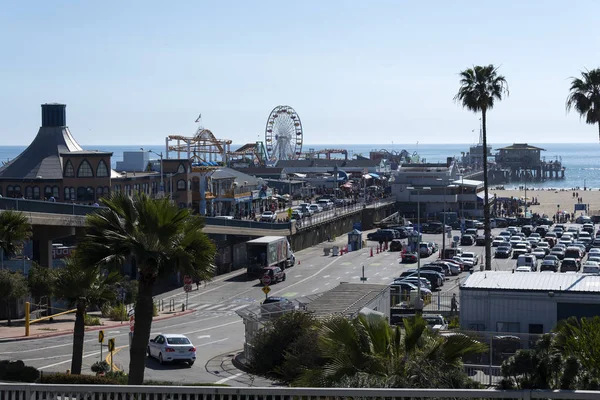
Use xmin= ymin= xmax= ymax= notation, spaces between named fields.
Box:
xmin=184 ymin=275 xmax=193 ymax=285
xmin=261 ymin=286 xmax=271 ymax=295
xmin=184 ymin=284 xmax=193 ymax=292
xmin=261 ymin=275 xmax=272 ymax=286
xmin=108 ymin=338 xmax=115 ymax=352
xmin=98 ymin=330 xmax=104 ymax=343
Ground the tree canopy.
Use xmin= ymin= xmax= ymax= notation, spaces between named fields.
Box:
xmin=566 ymin=68 xmax=600 ymax=141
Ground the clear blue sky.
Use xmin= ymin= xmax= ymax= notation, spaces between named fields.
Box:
xmin=2 ymin=0 xmax=600 ymax=146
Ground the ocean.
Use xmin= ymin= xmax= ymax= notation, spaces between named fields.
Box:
xmin=0 ymin=143 xmax=597 ymax=190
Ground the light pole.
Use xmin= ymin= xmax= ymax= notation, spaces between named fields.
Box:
xmin=407 ymin=186 xmax=430 ymax=312
xmin=142 ymin=148 xmax=164 ymax=197
xmin=436 ymin=178 xmax=447 ymax=258
xmin=524 ymin=179 xmax=528 ymax=218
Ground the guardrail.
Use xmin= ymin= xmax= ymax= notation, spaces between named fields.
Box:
xmin=0 ymin=197 xmax=99 ymax=216
xmin=204 ymin=217 xmax=292 ymax=231
xmin=1 ymin=384 xmax=600 ymax=400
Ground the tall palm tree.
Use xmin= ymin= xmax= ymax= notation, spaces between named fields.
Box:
xmin=0 ymin=210 xmax=32 ymax=269
xmin=55 ymin=255 xmax=119 ymax=375
xmin=455 ymin=65 xmax=509 ymax=271
xmin=296 ymin=313 xmax=487 ymax=388
xmin=566 ymin=68 xmax=600 ymax=141
xmin=77 ymin=193 xmax=216 ymax=384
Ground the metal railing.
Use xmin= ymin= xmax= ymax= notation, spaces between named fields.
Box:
xmin=1 ymin=383 xmax=600 ymax=400
xmin=204 ymin=217 xmax=292 ymax=231
xmin=0 ymin=197 xmax=100 ymax=216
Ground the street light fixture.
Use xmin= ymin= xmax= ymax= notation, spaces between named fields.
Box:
xmin=141 ymin=148 xmax=164 ymax=197
xmin=407 ymin=186 xmax=430 ymax=313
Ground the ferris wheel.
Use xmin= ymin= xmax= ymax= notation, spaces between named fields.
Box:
xmin=265 ymin=105 xmax=303 ymax=162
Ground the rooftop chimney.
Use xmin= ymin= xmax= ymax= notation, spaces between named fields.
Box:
xmin=41 ymin=103 xmax=66 ymax=127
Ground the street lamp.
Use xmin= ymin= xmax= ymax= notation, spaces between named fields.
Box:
xmin=141 ymin=148 xmax=164 ymax=197
xmin=407 ymin=186 xmax=430 ymax=313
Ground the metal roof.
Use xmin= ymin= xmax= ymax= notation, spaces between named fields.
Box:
xmin=461 ymin=271 xmax=600 ymax=293
xmin=0 ymin=126 xmax=83 ymax=180
xmin=497 ymin=143 xmax=546 ymax=151
xmin=305 ymin=282 xmax=388 ymax=318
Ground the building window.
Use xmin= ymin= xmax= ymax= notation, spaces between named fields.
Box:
xmin=142 ymin=183 xmax=148 ymax=193
xmin=64 ymin=187 xmax=70 ymax=200
xmin=13 ymin=186 xmax=21 ymax=197
xmin=45 ymin=186 xmax=52 ymax=199
xmin=103 ymin=186 xmax=110 ymax=197
xmin=96 ymin=187 xmax=103 ymax=199
xmin=77 ymin=187 xmax=94 ymax=202
xmin=177 ymin=179 xmax=186 ymax=191
xmin=33 ymin=187 xmax=40 ymax=200
xmin=64 ymin=160 xmax=75 ymax=177
xmin=125 ymin=184 xmax=131 ymax=196
xmin=496 ymin=322 xmax=520 ymax=333
xmin=53 ymin=186 xmax=59 ymax=198
xmin=177 ymin=164 xmax=185 ymax=174
xmin=77 ymin=160 xmax=94 ymax=177
xmin=25 ymin=187 xmax=33 ymax=199
xmin=134 ymin=184 xmax=140 ymax=193
xmin=6 ymin=186 xmax=13 ymax=197
xmin=97 ymin=160 xmax=109 ymax=177
xmin=69 ymin=187 xmax=75 ymax=200
xmin=113 ymin=185 xmax=121 ymax=194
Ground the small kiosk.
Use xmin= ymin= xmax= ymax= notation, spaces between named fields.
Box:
xmin=347 ymin=229 xmax=363 ymax=252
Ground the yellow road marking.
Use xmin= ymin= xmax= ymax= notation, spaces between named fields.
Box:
xmin=105 ymin=345 xmax=127 ymax=372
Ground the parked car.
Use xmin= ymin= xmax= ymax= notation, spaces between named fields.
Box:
xmin=461 ymin=252 xmax=479 ymax=266
xmin=260 ymin=266 xmax=286 ymax=284
xmin=420 ymin=264 xmax=447 ymax=278
xmin=560 ymin=258 xmax=580 ymax=272
xmin=367 ymin=229 xmax=396 ymax=242
xmin=460 ymin=235 xmax=475 ymax=246
xmin=260 ymin=211 xmax=277 ymax=222
xmin=419 ymin=242 xmax=433 ymax=257
xmin=582 ymin=261 xmax=600 ymax=275
xmin=317 ymin=199 xmax=334 ymax=210
xmin=147 ymin=334 xmax=196 ymax=366
xmin=495 ymin=246 xmax=512 ymax=258
xmin=423 ymin=314 xmax=448 ymax=331
xmin=261 ymin=296 xmax=296 ymax=311
xmin=389 ymin=239 xmax=403 ymax=252
xmin=398 ymin=276 xmax=432 ymax=290
xmin=400 ymin=270 xmax=444 ymax=289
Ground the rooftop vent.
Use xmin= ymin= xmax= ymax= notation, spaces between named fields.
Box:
xmin=41 ymin=103 xmax=66 ymax=127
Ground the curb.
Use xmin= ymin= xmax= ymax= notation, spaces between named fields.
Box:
xmin=231 ymin=351 xmax=251 ymax=373
xmin=0 ymin=309 xmax=196 ymax=344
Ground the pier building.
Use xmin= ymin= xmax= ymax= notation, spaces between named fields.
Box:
xmin=494 ymin=143 xmax=565 ymax=181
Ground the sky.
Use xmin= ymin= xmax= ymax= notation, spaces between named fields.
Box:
xmin=2 ymin=0 xmax=600 ymax=146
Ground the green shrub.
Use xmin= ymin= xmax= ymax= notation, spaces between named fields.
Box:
xmin=91 ymin=361 xmax=110 ymax=374
xmin=448 ymin=316 xmax=460 ymax=329
xmin=84 ymin=314 xmax=102 ymax=326
xmin=100 ymin=303 xmax=113 ymax=318
xmin=39 ymin=372 xmax=120 ymax=385
xmin=110 ymin=303 xmax=127 ymax=321
xmin=105 ymin=370 xmax=128 ymax=384
xmin=0 ymin=360 xmax=40 ymax=382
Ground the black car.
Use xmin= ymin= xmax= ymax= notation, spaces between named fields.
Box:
xmin=495 ymin=246 xmax=512 ymax=258
xmin=460 ymin=235 xmax=475 ymax=246
xmin=540 ymin=259 xmax=558 ymax=272
xmin=421 ymin=264 xmax=447 ymax=277
xmin=387 ymin=226 xmax=409 ymax=239
xmin=399 ymin=270 xmax=443 ymax=289
xmin=423 ymin=222 xmax=450 ymax=234
xmin=389 ymin=239 xmax=403 ymax=252
xmin=494 ymin=218 xmax=509 ymax=228
xmin=521 ymin=225 xmax=533 ymax=237
xmin=560 ymin=258 xmax=579 ymax=272
xmin=367 ymin=229 xmax=397 ymax=242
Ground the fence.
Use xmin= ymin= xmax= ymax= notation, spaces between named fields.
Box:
xmin=391 ymin=289 xmax=459 ymax=314
xmin=1 ymin=383 xmax=600 ymax=400
xmin=204 ymin=217 xmax=292 ymax=231
xmin=0 ymin=197 xmax=100 ymax=216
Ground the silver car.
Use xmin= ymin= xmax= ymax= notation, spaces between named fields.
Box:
xmin=147 ymin=333 xmax=196 ymax=366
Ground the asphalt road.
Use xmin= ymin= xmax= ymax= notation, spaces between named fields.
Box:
xmin=0 ymin=226 xmax=532 ymax=385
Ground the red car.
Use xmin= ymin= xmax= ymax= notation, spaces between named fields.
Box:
xmin=401 ymin=252 xmax=418 ymax=263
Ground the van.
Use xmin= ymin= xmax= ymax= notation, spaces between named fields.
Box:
xmin=516 ymin=254 xmax=538 ymax=271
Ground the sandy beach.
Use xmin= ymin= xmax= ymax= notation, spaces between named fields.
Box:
xmin=490 ymin=188 xmax=600 ymax=217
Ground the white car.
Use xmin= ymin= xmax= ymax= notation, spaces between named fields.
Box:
xmin=582 ymin=261 xmax=600 ymax=275
xmin=461 ymin=252 xmax=479 ymax=266
xmin=308 ymin=204 xmax=323 ymax=214
xmin=147 ymin=333 xmax=196 ymax=366
xmin=492 ymin=238 xmax=507 ymax=247
xmin=588 ymin=248 xmax=600 ymax=257
xmin=260 ymin=211 xmax=277 ymax=222
xmin=516 ymin=266 xmax=533 ymax=272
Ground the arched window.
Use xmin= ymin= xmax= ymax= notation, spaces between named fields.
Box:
xmin=52 ymin=186 xmax=59 ymax=198
xmin=45 ymin=186 xmax=52 ymax=199
xmin=177 ymin=164 xmax=185 ymax=174
xmin=7 ymin=186 xmax=14 ymax=197
xmin=103 ymin=186 xmax=110 ymax=196
xmin=97 ymin=160 xmax=109 ymax=177
xmin=177 ymin=179 xmax=186 ymax=191
xmin=125 ymin=184 xmax=131 ymax=196
xmin=64 ymin=160 xmax=75 ymax=177
xmin=64 ymin=187 xmax=70 ymax=200
xmin=77 ymin=160 xmax=94 ymax=177
xmin=33 ymin=187 xmax=40 ymax=199
xmin=13 ymin=185 xmax=21 ymax=197
xmin=96 ymin=187 xmax=103 ymax=199
xmin=25 ymin=187 xmax=33 ymax=199
xmin=69 ymin=187 xmax=75 ymax=201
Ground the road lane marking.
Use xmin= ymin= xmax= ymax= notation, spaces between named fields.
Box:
xmin=106 ymin=345 xmax=126 ymax=372
xmin=39 ymin=350 xmax=102 ymax=370
xmin=272 ymin=257 xmax=341 ymax=295
xmin=197 ymin=338 xmax=228 ymax=347
xmin=197 ymin=335 xmax=211 ymax=339
xmin=229 ymin=304 xmax=249 ymax=311
xmin=323 ymin=275 xmax=330 ymax=278
xmin=325 ymin=283 xmax=330 ymax=286
xmin=203 ymin=304 xmax=224 ymax=311
xmin=294 ymin=275 xmax=302 ymax=278
xmin=215 ymin=372 xmax=243 ymax=384
xmin=311 ymin=288 xmax=319 ymax=292
xmin=182 ymin=320 xmax=241 ymax=335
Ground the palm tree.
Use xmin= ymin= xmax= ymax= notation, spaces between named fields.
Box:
xmin=77 ymin=192 xmax=216 ymax=384
xmin=0 ymin=210 xmax=32 ymax=269
xmin=566 ymin=68 xmax=600 ymax=141
xmin=455 ymin=65 xmax=509 ymax=271
xmin=55 ymin=255 xmax=119 ymax=375
xmin=296 ymin=313 xmax=487 ymax=388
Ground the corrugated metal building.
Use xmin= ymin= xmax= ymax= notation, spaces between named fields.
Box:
xmin=460 ymin=271 xmax=600 ymax=334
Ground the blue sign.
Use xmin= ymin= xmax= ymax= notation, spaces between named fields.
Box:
xmin=575 ymin=204 xmax=586 ymax=211
xmin=353 ymin=222 xmax=362 ymax=231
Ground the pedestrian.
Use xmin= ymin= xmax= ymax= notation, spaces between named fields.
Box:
xmin=451 ymin=293 xmax=459 ymax=315
xmin=194 ymin=278 xmax=201 ymax=290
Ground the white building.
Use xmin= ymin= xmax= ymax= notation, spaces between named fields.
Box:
xmin=460 ymin=271 xmax=600 ymax=335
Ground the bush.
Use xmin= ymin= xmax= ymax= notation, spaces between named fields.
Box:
xmin=0 ymin=360 xmax=40 ymax=382
xmin=39 ymin=372 xmax=120 ymax=385
xmin=110 ymin=303 xmax=127 ymax=321
xmin=105 ymin=370 xmax=128 ymax=384
xmin=100 ymin=303 xmax=113 ymax=318
xmin=84 ymin=314 xmax=102 ymax=326
xmin=91 ymin=361 xmax=111 ymax=374
xmin=448 ymin=316 xmax=460 ymax=329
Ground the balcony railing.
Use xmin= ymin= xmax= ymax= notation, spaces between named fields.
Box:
xmin=1 ymin=383 xmax=599 ymax=400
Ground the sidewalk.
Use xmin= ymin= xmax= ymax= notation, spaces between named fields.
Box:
xmin=0 ymin=307 xmax=195 ymax=343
